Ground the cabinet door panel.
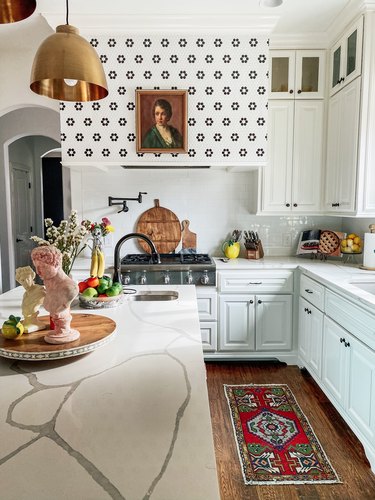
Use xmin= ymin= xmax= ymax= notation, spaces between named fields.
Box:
xmin=256 ymin=295 xmax=292 ymax=351
xmin=200 ymin=322 xmax=217 ymax=352
xmin=324 ymin=92 xmax=342 ymax=210
xmin=261 ymin=101 xmax=294 ymax=212
xmin=292 ymin=101 xmax=323 ymax=211
xmin=347 ymin=334 xmax=375 ymax=442
xmin=337 ymin=78 xmax=361 ymax=212
xmin=309 ymin=306 xmax=323 ymax=377
xmin=219 ymin=295 xmax=255 ymax=351
xmin=295 ymin=50 xmax=325 ymax=99
xmin=322 ymin=316 xmax=347 ymax=407
xmin=298 ymin=298 xmax=310 ymax=363
xmin=270 ymin=51 xmax=296 ymax=98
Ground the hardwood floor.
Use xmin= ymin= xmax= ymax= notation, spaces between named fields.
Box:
xmin=205 ymin=361 xmax=375 ymax=500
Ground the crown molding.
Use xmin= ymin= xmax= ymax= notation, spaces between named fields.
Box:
xmin=41 ymin=14 xmax=279 ymax=34
xmin=270 ymin=32 xmax=329 ymax=49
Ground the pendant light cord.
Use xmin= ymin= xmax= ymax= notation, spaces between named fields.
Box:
xmin=66 ymin=0 xmax=69 ymax=25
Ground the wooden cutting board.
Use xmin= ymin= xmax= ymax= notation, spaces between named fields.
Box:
xmin=136 ymin=199 xmax=181 ymax=253
xmin=181 ymin=220 xmax=197 ymax=250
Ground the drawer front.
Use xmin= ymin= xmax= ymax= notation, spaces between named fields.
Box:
xmin=196 ymin=291 xmax=217 ymax=321
xmin=325 ymin=290 xmax=375 ymax=351
xmin=300 ymin=274 xmax=325 ymax=311
xmin=219 ymin=270 xmax=294 ymax=293
xmin=200 ymin=322 xmax=217 ymax=352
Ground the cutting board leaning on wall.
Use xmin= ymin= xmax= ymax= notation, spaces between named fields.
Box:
xmin=136 ymin=199 xmax=182 ymax=253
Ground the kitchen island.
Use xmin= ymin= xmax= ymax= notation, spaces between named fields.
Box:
xmin=0 ymin=285 xmax=220 ymax=500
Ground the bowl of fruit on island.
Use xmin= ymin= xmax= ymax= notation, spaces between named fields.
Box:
xmin=340 ymin=233 xmax=363 ymax=254
xmin=78 ymin=276 xmax=124 ymax=309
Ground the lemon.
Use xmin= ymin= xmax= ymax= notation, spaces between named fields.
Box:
xmin=1 ymin=315 xmax=24 ymax=339
xmin=341 ymin=239 xmax=347 ymax=248
xmin=347 ymin=233 xmax=357 ymax=240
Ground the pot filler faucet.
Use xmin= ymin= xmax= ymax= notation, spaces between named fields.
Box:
xmin=113 ymin=232 xmax=161 ymax=283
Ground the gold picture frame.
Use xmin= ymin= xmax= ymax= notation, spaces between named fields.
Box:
xmin=136 ymin=89 xmax=188 ymax=153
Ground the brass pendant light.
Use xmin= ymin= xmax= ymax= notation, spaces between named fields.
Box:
xmin=30 ymin=0 xmax=108 ymax=102
xmin=0 ymin=0 xmax=36 ymax=24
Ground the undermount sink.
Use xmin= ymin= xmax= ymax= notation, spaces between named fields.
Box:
xmin=127 ymin=290 xmax=179 ymax=301
xmin=349 ymin=281 xmax=375 ymax=294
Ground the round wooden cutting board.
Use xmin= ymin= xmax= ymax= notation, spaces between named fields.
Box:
xmin=136 ymin=199 xmax=181 ymax=253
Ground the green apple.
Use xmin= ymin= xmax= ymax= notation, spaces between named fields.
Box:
xmin=97 ymin=280 xmax=109 ymax=294
xmin=106 ymin=285 xmax=121 ymax=297
xmin=82 ymin=287 xmax=98 ymax=298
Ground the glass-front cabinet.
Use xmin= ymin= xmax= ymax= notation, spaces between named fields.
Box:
xmin=269 ymin=50 xmax=325 ymax=99
xmin=330 ymin=16 xmax=363 ymax=96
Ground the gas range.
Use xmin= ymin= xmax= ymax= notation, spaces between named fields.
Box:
xmin=120 ymin=253 xmax=216 ymax=286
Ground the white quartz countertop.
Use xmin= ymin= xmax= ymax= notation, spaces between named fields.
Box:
xmin=0 ymin=285 xmax=220 ymax=500
xmin=214 ymin=256 xmax=375 ymax=311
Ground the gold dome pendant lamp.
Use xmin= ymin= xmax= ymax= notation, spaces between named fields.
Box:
xmin=0 ymin=0 xmax=36 ymax=24
xmin=30 ymin=0 xmax=108 ymax=102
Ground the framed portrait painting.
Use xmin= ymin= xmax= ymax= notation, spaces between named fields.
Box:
xmin=136 ymin=89 xmax=188 ymax=153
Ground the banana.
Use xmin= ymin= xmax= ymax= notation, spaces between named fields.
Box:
xmin=90 ymin=248 xmax=99 ymax=277
xmin=97 ymin=250 xmax=105 ymax=278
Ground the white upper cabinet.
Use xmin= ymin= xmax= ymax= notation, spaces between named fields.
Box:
xmin=269 ymin=50 xmax=326 ymax=99
xmin=329 ymin=17 xmax=363 ymax=97
xmin=324 ymin=78 xmax=361 ymax=213
xmin=260 ymin=99 xmax=324 ymax=214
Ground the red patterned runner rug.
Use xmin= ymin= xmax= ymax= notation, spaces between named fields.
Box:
xmin=224 ymin=384 xmax=341 ymax=485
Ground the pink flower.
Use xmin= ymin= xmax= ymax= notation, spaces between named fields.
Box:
xmin=102 ymin=217 xmax=111 ymax=226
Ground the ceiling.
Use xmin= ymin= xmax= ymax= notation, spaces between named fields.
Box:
xmin=0 ymin=0 xmax=358 ymax=48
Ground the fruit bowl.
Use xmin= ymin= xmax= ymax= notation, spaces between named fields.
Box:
xmin=340 ymin=233 xmax=363 ymax=255
xmin=78 ymin=292 xmax=125 ymax=309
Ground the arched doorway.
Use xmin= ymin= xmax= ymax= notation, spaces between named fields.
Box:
xmin=0 ymin=106 xmax=61 ymax=292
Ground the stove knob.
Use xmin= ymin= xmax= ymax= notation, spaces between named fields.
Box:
xmin=200 ymin=270 xmax=209 ymax=285
xmin=140 ymin=271 xmax=147 ymax=285
xmin=122 ymin=274 xmax=131 ymax=285
xmin=163 ymin=271 xmax=170 ymax=284
xmin=186 ymin=270 xmax=193 ymax=284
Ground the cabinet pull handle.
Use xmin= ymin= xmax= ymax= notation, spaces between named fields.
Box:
xmin=340 ymin=337 xmax=345 ymax=343
xmin=249 ymin=281 xmax=262 ymax=285
xmin=305 ymin=289 xmax=313 ymax=294
xmin=289 ymin=89 xmax=294 ymax=94
xmin=345 ymin=341 xmax=350 ymax=348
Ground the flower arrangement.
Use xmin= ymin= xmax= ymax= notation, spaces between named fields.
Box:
xmin=30 ymin=210 xmax=89 ymax=276
xmin=82 ymin=217 xmax=115 ymax=239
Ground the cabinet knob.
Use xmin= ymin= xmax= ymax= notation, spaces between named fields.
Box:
xmin=340 ymin=337 xmax=345 ymax=343
xmin=307 ymin=309 xmax=312 ymax=314
xmin=286 ymin=203 xmax=290 ymax=207
xmin=258 ymin=299 xmax=262 ymax=304
xmin=249 ymin=300 xmax=254 ymax=304
xmin=289 ymin=89 xmax=294 ymax=94
xmin=293 ymin=203 xmax=297 ymax=207
xmin=297 ymin=90 xmax=302 ymax=94
xmin=344 ymin=341 xmax=350 ymax=348
xmin=304 ymin=307 xmax=308 ymax=312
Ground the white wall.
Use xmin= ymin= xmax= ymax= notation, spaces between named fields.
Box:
xmin=72 ymin=166 xmax=343 ymax=259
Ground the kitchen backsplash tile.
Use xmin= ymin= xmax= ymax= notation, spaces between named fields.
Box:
xmin=75 ymin=168 xmax=343 ymax=258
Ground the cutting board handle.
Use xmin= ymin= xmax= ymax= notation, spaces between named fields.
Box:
xmin=154 ymin=199 xmax=160 ymax=208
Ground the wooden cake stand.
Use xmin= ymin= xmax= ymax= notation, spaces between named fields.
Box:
xmin=0 ymin=313 xmax=116 ymax=361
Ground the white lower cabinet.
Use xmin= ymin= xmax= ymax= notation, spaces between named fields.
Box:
xmin=322 ymin=315 xmax=375 ymax=447
xmin=196 ymin=288 xmax=217 ymax=352
xmin=298 ymin=297 xmax=323 ymax=378
xmin=219 ymin=294 xmax=292 ymax=353
xmin=298 ymin=273 xmax=375 ymax=472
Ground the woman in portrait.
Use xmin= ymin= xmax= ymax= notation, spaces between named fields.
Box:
xmin=142 ymin=99 xmax=183 ymax=149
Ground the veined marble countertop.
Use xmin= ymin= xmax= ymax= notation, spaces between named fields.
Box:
xmin=0 ymin=285 xmax=220 ymax=500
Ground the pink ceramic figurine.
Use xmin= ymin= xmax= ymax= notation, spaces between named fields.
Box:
xmin=31 ymin=246 xmax=80 ymax=344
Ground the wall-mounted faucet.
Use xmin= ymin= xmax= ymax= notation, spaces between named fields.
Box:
xmin=108 ymin=192 xmax=147 ymax=213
